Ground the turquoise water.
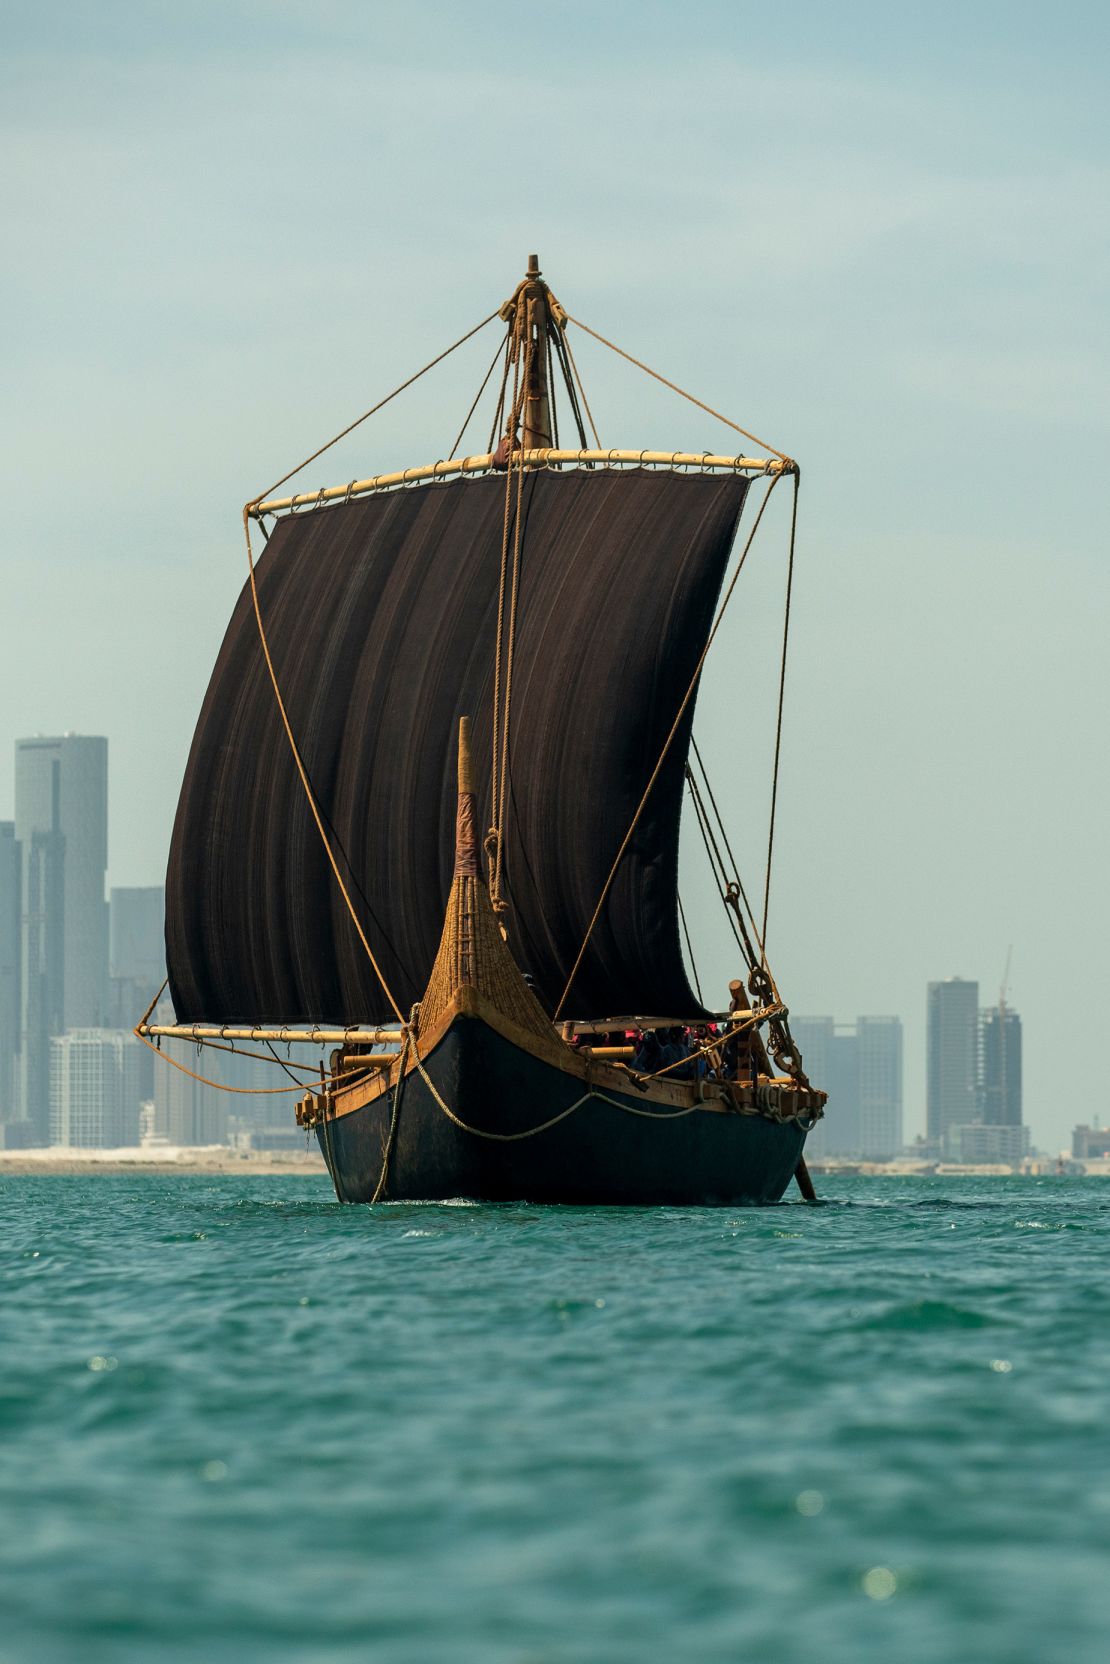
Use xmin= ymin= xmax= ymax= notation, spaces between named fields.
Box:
xmin=2 ymin=1174 xmax=1108 ymax=1663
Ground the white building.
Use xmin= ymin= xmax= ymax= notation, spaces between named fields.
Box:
xmin=49 ymin=1029 xmax=143 ymax=1148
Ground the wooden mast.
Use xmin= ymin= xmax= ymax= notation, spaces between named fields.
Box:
xmin=520 ymin=253 xmax=553 ymax=451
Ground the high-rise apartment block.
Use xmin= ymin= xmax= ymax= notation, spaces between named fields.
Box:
xmin=791 ymin=1013 xmax=903 ymax=1158
xmin=857 ymin=1016 xmax=904 ymax=1157
xmin=980 ymin=1004 xmax=1022 ymax=1127
xmin=108 ymin=886 xmax=164 ymax=998
xmin=14 ymin=736 xmax=108 ymax=1140
xmin=0 ymin=822 xmax=20 ymax=1118
xmin=49 ymin=1028 xmax=142 ymax=1148
xmin=926 ymin=978 xmax=980 ymax=1153
xmin=107 ymin=886 xmax=165 ymax=1100
xmin=927 ymin=977 xmax=1026 ymax=1159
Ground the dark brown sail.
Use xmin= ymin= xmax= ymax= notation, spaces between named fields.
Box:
xmin=165 ymin=466 xmax=750 ymax=1025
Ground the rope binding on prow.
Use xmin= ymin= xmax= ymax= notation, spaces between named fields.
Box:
xmin=419 ymin=717 xmax=553 ymax=1043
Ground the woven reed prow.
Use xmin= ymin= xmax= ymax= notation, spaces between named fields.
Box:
xmin=419 ymin=719 xmax=552 ymax=1040
xmin=455 ymin=716 xmax=480 ymax=878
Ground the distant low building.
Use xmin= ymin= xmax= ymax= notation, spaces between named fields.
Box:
xmin=947 ymin=1122 xmax=1028 ymax=1165
xmin=1072 ymin=1125 xmax=1110 ymax=1162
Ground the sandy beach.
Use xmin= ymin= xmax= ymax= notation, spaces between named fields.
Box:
xmin=0 ymin=1146 xmax=328 ymax=1176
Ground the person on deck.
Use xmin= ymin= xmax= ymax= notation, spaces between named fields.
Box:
xmin=632 ymin=1029 xmax=663 ymax=1075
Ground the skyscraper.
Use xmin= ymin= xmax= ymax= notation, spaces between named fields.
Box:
xmin=109 ymin=886 xmax=164 ymax=990
xmin=927 ymin=978 xmax=979 ymax=1155
xmin=15 ymin=736 xmax=109 ymax=1138
xmin=107 ymin=887 xmax=165 ymax=1101
xmin=0 ymin=822 xmax=20 ymax=1118
xmin=981 ymin=1004 xmax=1022 ymax=1127
xmin=790 ymin=1016 xmax=860 ymax=1156
xmin=857 ymin=1016 xmax=903 ymax=1157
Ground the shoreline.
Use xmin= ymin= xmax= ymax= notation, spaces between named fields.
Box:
xmin=0 ymin=1147 xmax=328 ymax=1177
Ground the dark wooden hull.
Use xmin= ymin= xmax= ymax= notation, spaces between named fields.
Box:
xmin=316 ymin=1012 xmax=808 ymax=1205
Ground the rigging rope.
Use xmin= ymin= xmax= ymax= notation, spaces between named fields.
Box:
xmin=494 ymin=343 xmax=532 ymax=902
xmin=488 ymin=321 xmax=534 ymax=911
xmin=486 ymin=331 xmax=514 ymax=453
xmin=762 ymin=470 xmax=800 ymax=954
xmin=370 ymin=1029 xmax=411 ymax=1202
xmin=489 ymin=337 xmax=524 ymax=881
xmin=567 ymin=316 xmax=788 ymax=462
xmin=676 ymin=891 xmax=703 ymax=1004
xmin=135 ymin=1029 xmax=386 ymax=1097
xmin=242 ymin=506 xmax=406 ymax=1023
xmin=684 ymin=763 xmax=764 ymax=975
xmin=448 ymin=328 xmax=511 ymax=461
xmin=684 ymin=770 xmax=748 ymax=960
xmin=559 ymin=326 xmax=601 ymax=449
xmin=250 ymin=311 xmax=499 ymax=508
xmin=552 ymin=470 xmax=785 ymax=1021
xmin=690 ymin=736 xmax=762 ymax=946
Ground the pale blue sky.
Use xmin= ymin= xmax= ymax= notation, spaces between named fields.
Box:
xmin=2 ymin=1 xmax=1107 ymax=1147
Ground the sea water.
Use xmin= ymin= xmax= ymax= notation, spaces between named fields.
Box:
xmin=2 ymin=1173 xmax=1108 ymax=1663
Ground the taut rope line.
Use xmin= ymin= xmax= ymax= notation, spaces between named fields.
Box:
xmin=494 ymin=333 xmax=534 ymax=904
xmin=242 ymin=506 xmax=405 ymax=1024
xmin=762 ymin=470 xmax=800 ymax=955
xmin=568 ymin=315 xmax=788 ymax=463
xmin=552 ymin=470 xmax=786 ymax=1021
xmin=448 ymin=327 xmax=512 ymax=462
xmin=252 ymin=311 xmax=499 ymax=508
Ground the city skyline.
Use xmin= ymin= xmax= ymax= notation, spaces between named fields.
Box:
xmin=0 ymin=728 xmax=1038 ymax=1153
xmin=4 ymin=6 xmax=1104 ymax=1157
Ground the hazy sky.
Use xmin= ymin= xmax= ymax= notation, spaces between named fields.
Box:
xmin=2 ymin=0 xmax=1107 ymax=1148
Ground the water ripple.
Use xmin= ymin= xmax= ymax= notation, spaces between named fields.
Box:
xmin=2 ymin=1172 xmax=1110 ymax=1663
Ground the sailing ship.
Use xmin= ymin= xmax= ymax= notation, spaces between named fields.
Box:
xmin=143 ymin=255 xmax=826 ymax=1204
